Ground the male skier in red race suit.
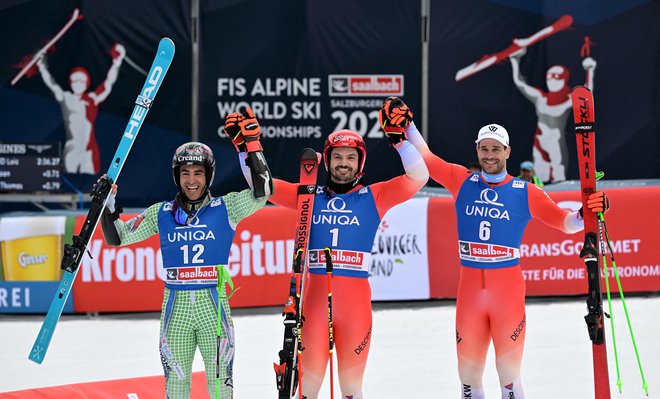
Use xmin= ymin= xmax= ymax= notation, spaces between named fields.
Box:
xmin=392 ymin=97 xmax=609 ymax=399
xmin=268 ymin=99 xmax=429 ymax=399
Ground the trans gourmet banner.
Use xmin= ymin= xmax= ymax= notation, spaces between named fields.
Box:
xmin=428 ymin=185 xmax=660 ymax=298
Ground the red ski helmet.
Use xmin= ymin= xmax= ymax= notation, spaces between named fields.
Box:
xmin=323 ymin=130 xmax=366 ymax=173
xmin=69 ymin=67 xmax=91 ymax=91
xmin=546 ymin=65 xmax=570 ymax=82
xmin=172 ymin=142 xmax=215 ymax=193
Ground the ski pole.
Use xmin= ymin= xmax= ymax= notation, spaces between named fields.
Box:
xmin=592 ymin=171 xmax=623 ymax=393
xmin=323 ymin=247 xmax=335 ymax=399
xmin=599 ymin=214 xmax=649 ymax=395
xmin=216 ymin=265 xmax=238 ymax=399
xmin=216 ymin=266 xmax=224 ymax=399
xmin=597 ymin=218 xmax=622 ymax=392
xmin=593 ymin=170 xmax=648 ymax=395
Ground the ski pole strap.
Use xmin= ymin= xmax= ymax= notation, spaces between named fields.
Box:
xmin=216 ymin=265 xmax=239 ymax=299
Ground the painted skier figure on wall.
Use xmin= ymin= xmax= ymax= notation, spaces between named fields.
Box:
xmin=509 ymin=43 xmax=596 ymax=183
xmin=36 ymin=43 xmax=125 ymax=174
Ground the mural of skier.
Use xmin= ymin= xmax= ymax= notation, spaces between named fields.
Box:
xmin=508 ymin=39 xmax=596 ymax=183
xmin=36 ymin=43 xmax=125 ymax=174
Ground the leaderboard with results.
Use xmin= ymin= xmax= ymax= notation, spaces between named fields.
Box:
xmin=0 ymin=143 xmax=62 ymax=193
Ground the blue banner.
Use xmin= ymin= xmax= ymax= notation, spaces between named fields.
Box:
xmin=0 ymin=282 xmax=74 ymax=314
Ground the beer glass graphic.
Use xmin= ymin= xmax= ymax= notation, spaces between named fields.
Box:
xmin=0 ymin=216 xmax=66 ymax=281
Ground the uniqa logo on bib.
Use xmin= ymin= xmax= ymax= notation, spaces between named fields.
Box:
xmin=465 ymin=188 xmax=510 ymax=220
xmin=313 ymin=197 xmax=360 ymax=226
xmin=168 ymin=218 xmax=214 ymax=242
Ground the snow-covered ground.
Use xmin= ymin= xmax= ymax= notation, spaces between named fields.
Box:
xmin=1 ymin=296 xmax=658 ymax=398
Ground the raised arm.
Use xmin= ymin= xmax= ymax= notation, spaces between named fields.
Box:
xmin=368 ymin=97 xmax=428 ymax=215
xmin=509 ymin=48 xmax=543 ymax=102
xmin=370 ymin=140 xmax=428 ymax=217
xmin=36 ymin=57 xmax=64 ymax=102
xmin=582 ymin=56 xmax=596 ymax=91
xmin=405 ymin=121 xmax=471 ymax=197
xmin=91 ymin=43 xmax=125 ymax=105
xmin=224 ymin=188 xmax=268 ymax=228
xmin=224 ymin=107 xmax=273 ymax=198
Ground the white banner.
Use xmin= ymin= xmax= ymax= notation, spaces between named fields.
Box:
xmin=369 ymin=197 xmax=430 ymax=300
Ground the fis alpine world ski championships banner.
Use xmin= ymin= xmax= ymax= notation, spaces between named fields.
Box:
xmin=198 ymin=0 xmax=421 ymax=187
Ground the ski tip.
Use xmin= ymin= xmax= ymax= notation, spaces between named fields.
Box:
xmin=556 ymin=14 xmax=573 ymax=28
xmin=300 ymin=148 xmax=320 ymax=163
xmin=158 ymin=37 xmax=176 ymax=55
xmin=570 ymin=85 xmax=589 ymax=94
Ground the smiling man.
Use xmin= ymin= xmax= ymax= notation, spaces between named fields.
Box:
xmin=99 ymin=108 xmax=272 ymax=399
xmin=395 ymin=95 xmax=611 ymax=399
xmin=268 ymin=98 xmax=429 ymax=399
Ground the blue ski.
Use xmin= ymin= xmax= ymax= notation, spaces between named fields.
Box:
xmin=28 ymin=37 xmax=175 ymax=364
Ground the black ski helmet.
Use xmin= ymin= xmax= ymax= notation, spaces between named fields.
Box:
xmin=172 ymin=142 xmax=215 ymax=195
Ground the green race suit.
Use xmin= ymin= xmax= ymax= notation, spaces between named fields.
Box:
xmin=109 ymin=189 xmax=266 ymax=398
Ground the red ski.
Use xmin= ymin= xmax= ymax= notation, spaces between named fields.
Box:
xmin=274 ymin=148 xmax=321 ymax=398
xmin=455 ymin=14 xmax=573 ymax=82
xmin=570 ymin=85 xmax=611 ymax=399
xmin=11 ymin=8 xmax=83 ymax=86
